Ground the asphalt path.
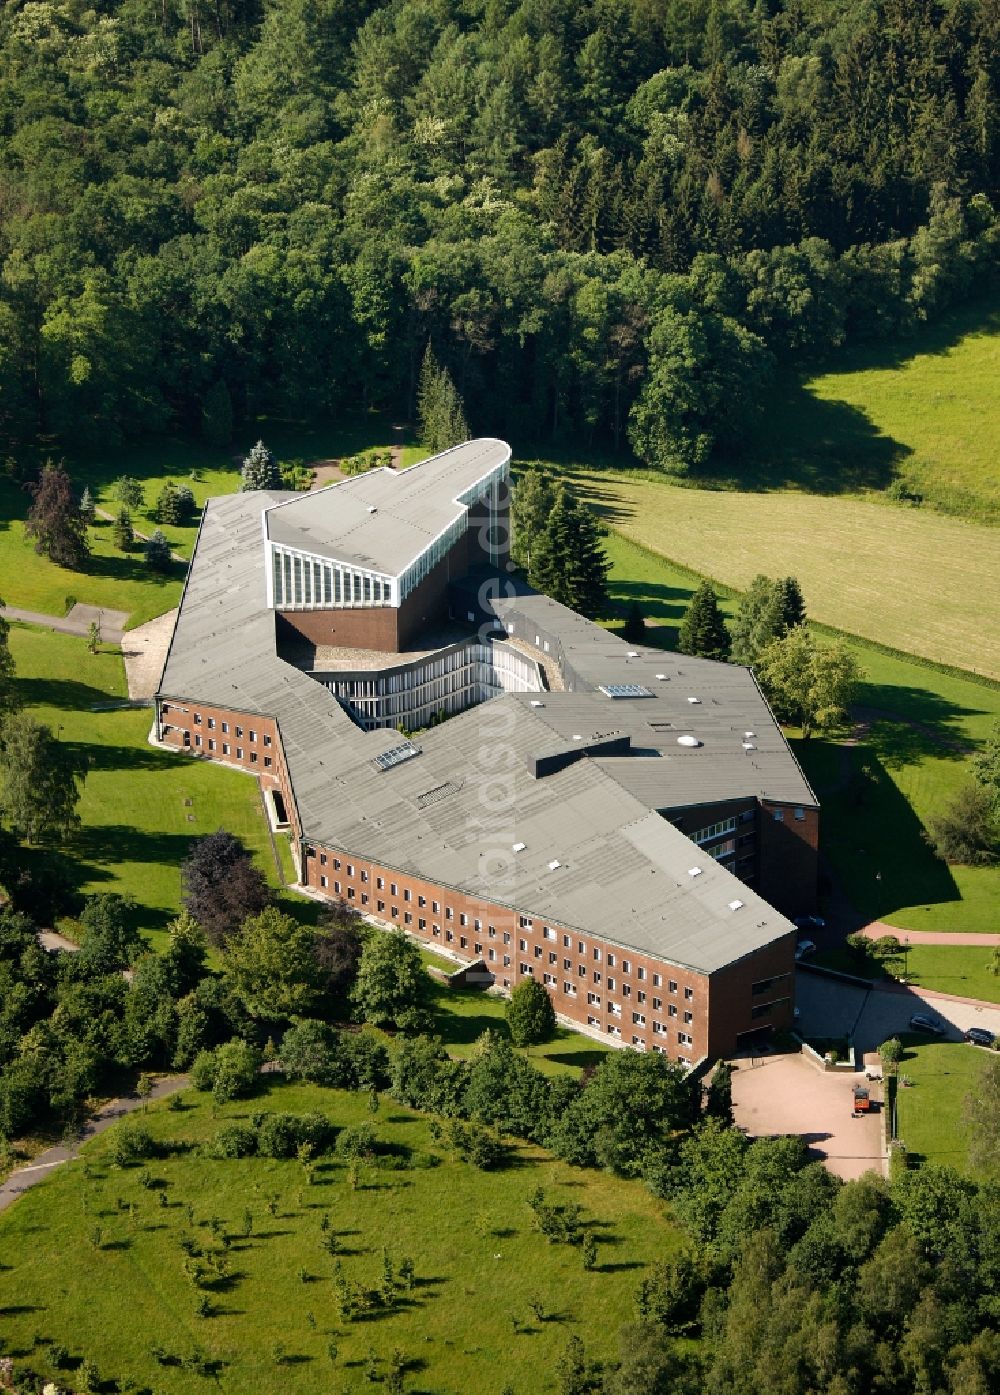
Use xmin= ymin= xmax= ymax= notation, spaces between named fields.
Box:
xmin=0 ymin=1075 xmax=187 ymax=1215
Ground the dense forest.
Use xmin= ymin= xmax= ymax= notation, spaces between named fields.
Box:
xmin=2 ymin=0 xmax=1000 ymax=473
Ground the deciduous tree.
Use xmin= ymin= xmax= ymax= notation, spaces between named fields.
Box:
xmin=754 ymin=628 xmax=862 ymax=737
xmin=223 ymin=906 xmax=322 ymax=1022
xmin=506 ymin=977 xmax=556 ymax=1046
xmin=181 ymin=829 xmax=271 ymax=946
xmin=351 ymin=929 xmax=435 ymax=1033
xmin=0 ymin=711 xmax=84 ymax=843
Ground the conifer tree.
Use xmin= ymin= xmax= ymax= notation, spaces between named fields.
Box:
xmin=241 ymin=440 xmax=281 ymax=491
xmin=145 ymin=528 xmax=172 ymax=572
xmin=113 ymin=508 xmax=134 ymax=552
xmin=777 ymin=576 xmax=807 ymax=631
xmin=678 ymin=582 xmax=730 ymax=661
xmin=417 ymin=345 xmax=469 ymax=455
xmin=79 ymin=486 xmax=95 ymax=525
xmin=25 ymin=463 xmax=90 ymax=569
xmin=530 ymin=485 xmax=609 ymax=619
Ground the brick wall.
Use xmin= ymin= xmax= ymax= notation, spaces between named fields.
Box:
xmin=706 ymin=935 xmax=797 ymax=1059
xmin=757 ymin=801 xmax=820 ymax=916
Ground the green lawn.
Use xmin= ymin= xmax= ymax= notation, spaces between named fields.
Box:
xmin=746 ymin=292 xmax=1000 ymax=523
xmin=894 ymin=1037 xmax=989 ymax=1171
xmin=901 ymin=945 xmax=1000 ymax=1004
xmin=0 ymin=412 xmax=420 ymax=627
xmin=430 ymin=984 xmax=610 ymax=1077
xmin=0 ymin=508 xmax=187 ymax=628
xmin=9 ymin=623 xmax=281 ymax=946
xmin=0 ymin=1081 xmax=678 ymax=1394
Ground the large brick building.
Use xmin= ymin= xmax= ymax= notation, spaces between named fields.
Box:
xmin=156 ymin=440 xmax=818 ymax=1065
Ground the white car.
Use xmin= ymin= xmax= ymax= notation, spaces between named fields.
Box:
xmin=795 ymin=940 xmax=817 ymax=961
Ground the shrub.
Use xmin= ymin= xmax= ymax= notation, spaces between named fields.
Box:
xmin=506 ymin=977 xmax=557 ymax=1046
xmin=256 ymin=1111 xmax=332 ymax=1159
xmin=336 ymin=1123 xmax=376 ymax=1159
xmin=925 ymin=782 xmax=999 ymax=865
xmin=208 ymin=1122 xmax=258 ymax=1159
xmin=113 ymin=507 xmax=134 ymax=551
xmin=211 ymin=1040 xmax=263 ymax=1103
xmin=444 ymin=1118 xmax=507 ymax=1170
xmin=108 ymin=1120 xmax=157 ymax=1167
xmin=189 ymin=1048 xmax=218 ymax=1093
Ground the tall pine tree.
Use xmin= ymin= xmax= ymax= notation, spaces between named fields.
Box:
xmin=417 ymin=345 xmax=469 ymax=455
xmin=530 ymin=485 xmax=609 ymax=619
xmin=730 ymin=575 xmax=786 ymax=666
xmin=241 ymin=440 xmax=280 ymax=491
xmin=678 ymin=582 xmax=730 ymax=661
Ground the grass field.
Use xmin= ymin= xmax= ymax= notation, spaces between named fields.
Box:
xmin=572 ymin=468 xmax=1000 ymax=679
xmin=901 ymin=945 xmax=1000 ymax=1004
xmin=9 ymin=623 xmax=280 ymax=945
xmin=894 ymin=1037 xmax=989 ymax=1170
xmin=604 ymin=534 xmax=1000 ymax=937
xmin=0 ymin=413 xmax=415 ymax=628
xmin=745 ymin=293 xmax=1000 ymax=523
xmin=0 ymin=1081 xmax=677 ymax=1394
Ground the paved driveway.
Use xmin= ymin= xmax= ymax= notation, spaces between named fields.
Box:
xmin=796 ymin=967 xmax=1000 ymax=1052
xmin=730 ymin=1052 xmax=885 ymax=1180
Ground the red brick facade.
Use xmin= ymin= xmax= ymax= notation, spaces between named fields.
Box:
xmin=157 ymin=688 xmax=800 ymax=1063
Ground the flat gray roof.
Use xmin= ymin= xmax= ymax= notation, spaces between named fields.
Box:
xmin=265 ymin=438 xmax=511 ymax=576
xmin=159 ymin=471 xmax=805 ymax=976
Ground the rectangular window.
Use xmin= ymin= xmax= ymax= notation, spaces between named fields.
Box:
xmin=361 ymin=871 xmax=369 ymax=883
xmin=533 ymin=946 xmax=542 ymax=959
xmin=622 ymin=960 xmax=631 ymax=974
xmin=347 ymin=864 xmax=354 ymax=877
xmin=578 ymin=965 xmax=587 ymax=978
xmin=520 ymin=915 xmax=532 ymax=928
xmin=194 ymin=735 xmax=202 ymax=748
xmin=460 ymin=913 xmax=467 ymax=926
xmin=503 ymin=955 xmax=510 ymax=968
xmin=543 ymin=926 xmax=555 ymax=941
xmin=222 ymin=743 xmax=230 ymax=755
xmin=404 ymin=912 xmax=412 ymax=925
xmin=235 ymin=726 xmax=243 ymax=739
xmin=669 ymin=980 xmax=678 ymax=993
xmin=418 ymin=918 xmax=426 ymax=930
xmin=264 ymin=734 xmax=272 ymax=747
xmin=652 ymin=973 xmax=661 ymax=987
xmin=361 ymin=894 xmax=368 ymax=906
xmin=460 ymin=936 xmax=467 ymax=949
xmin=208 ymin=739 xmax=216 ymax=751
xmin=638 ymin=991 xmax=646 ymax=1004
xmin=488 ymin=948 xmax=496 ymax=961
xmin=221 ymin=722 xmax=229 ymax=734
xmin=250 ymin=752 xmax=257 ymax=764
xmin=543 ymin=973 xmax=555 ymax=986
xmin=668 ymin=1004 xmax=677 ymax=1018
xmin=652 ymin=997 xmax=662 ymax=1010
xmin=320 ymin=853 xmax=327 ymax=866
xmin=402 ymin=888 xmax=409 ymax=901
xmin=563 ymin=935 xmax=571 ymax=948
xmin=563 ymin=958 xmax=572 ymax=971
xmin=207 ymin=718 xmax=215 ymax=730
xmin=236 ymin=747 xmax=243 ymax=759
xmin=622 ymin=984 xmax=631 ymax=998
xmin=632 ymin=1013 xmax=646 ymax=1026
xmin=320 ymin=875 xmax=328 ymax=888
xmin=432 ymin=901 xmax=440 ymax=914
xmin=194 ymin=713 xmax=202 ymax=725
xmin=794 ymin=807 xmax=805 ymax=821
xmin=607 ymin=977 xmax=615 ymax=991
xmin=347 ymin=888 xmax=355 ymax=900
xmin=334 ymin=881 xmax=341 ymax=894
xmin=593 ymin=947 xmax=601 ymax=961
xmin=376 ymin=876 xmax=384 ymax=890
xmin=391 ymin=907 xmax=399 ymax=919
xmin=684 ymin=987 xmax=694 ymax=1001
xmin=637 ymin=966 xmax=646 ymax=981
xmin=377 ymin=900 xmax=385 ymax=913
xmin=264 ymin=756 xmax=272 ymax=768
xmin=249 ymin=730 xmax=256 ymax=743
xmin=419 ymin=895 xmax=427 ymax=908
xmin=593 ymin=971 xmax=601 ymax=984
xmin=607 ymin=952 xmax=616 ymax=967
xmin=333 ymin=859 xmax=341 ymax=871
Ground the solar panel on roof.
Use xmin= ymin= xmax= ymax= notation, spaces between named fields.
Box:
xmin=372 ymin=740 xmax=422 ymax=772
xmin=599 ymin=683 xmax=653 ymax=699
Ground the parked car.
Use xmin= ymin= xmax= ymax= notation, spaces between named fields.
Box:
xmin=794 ymin=940 xmax=817 ymax=961
xmin=794 ymin=914 xmax=827 ymax=930
xmin=964 ymin=1026 xmax=997 ymax=1047
xmin=909 ymin=1013 xmax=946 ymax=1036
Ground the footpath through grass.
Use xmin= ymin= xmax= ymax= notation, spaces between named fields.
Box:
xmin=0 ymin=1081 xmax=678 ymax=1394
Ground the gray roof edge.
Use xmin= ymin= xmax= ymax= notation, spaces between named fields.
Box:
xmin=744 ymin=665 xmax=821 ymax=808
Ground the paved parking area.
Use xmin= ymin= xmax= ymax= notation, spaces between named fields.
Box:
xmin=796 ymin=968 xmax=1000 ymax=1052
xmin=730 ymin=1052 xmax=885 ymax=1180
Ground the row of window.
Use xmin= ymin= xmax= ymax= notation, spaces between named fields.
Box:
xmin=187 ymin=712 xmax=273 ymax=747
xmin=190 ymin=734 xmax=273 ymax=768
xmin=270 ymin=542 xmax=395 ymax=611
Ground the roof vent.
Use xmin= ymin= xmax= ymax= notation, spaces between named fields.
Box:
xmin=367 ymin=505 xmax=377 ymax=514
xmin=572 ymin=734 xmax=583 ymax=741
xmin=742 ymin=742 xmax=756 ymax=751
xmin=548 ymin=860 xmax=561 ymax=871
xmin=687 ymin=696 xmax=701 ymax=704
xmin=687 ymin=866 xmax=703 ymax=878
xmin=728 ymin=899 xmax=744 ymax=911
xmin=512 ymin=841 xmax=526 ymax=853
xmin=677 ymin=734 xmax=701 ymax=748
xmin=655 ymin=673 xmax=667 ymax=680
xmin=744 ymin=731 xmax=756 ymax=738
xmin=627 ymin=650 xmax=639 ymax=658
xmin=530 ymin=699 xmax=544 ymax=708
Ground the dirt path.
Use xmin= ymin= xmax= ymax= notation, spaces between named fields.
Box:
xmin=0 ymin=1075 xmax=188 ymax=1215
xmin=122 ymin=607 xmax=177 ymax=699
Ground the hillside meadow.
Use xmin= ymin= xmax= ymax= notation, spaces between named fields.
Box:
xmin=0 ymin=1082 xmax=678 ymax=1395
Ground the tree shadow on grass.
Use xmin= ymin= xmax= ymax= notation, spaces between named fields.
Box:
xmin=17 ymin=676 xmax=127 ymax=713
xmin=70 ymin=824 xmax=198 ymax=870
xmin=809 ymin=744 xmax=961 ymax=924
xmin=542 ymin=1049 xmax=607 ymax=1071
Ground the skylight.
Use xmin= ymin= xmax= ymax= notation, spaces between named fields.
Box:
xmin=599 ymin=683 xmax=652 ymax=699
xmin=677 ymin=735 xmax=701 ymax=748
xmin=372 ymin=740 xmax=421 ymax=772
